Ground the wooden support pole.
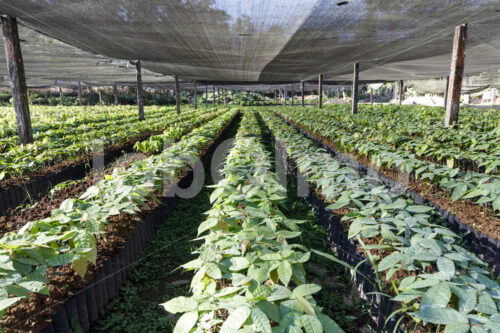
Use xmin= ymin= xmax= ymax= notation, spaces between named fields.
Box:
xmin=205 ymin=85 xmax=208 ymax=108
xmin=291 ymin=88 xmax=294 ymax=106
xmin=444 ymin=76 xmax=450 ymax=109
xmin=98 ymin=89 xmax=103 ymax=105
xmin=283 ymin=85 xmax=287 ymax=106
xmin=445 ymin=24 xmax=467 ymax=126
xmin=223 ymin=89 xmax=226 ymax=106
xmin=77 ymin=81 xmax=83 ymax=106
xmin=1 ymin=15 xmax=32 ymax=144
xmin=318 ymin=74 xmax=323 ymax=108
xmin=212 ymin=85 xmax=215 ymax=106
xmin=274 ymin=89 xmax=277 ymax=101
xmin=194 ymin=81 xmax=198 ymax=109
xmin=398 ymin=80 xmax=404 ymax=106
xmin=113 ymin=82 xmax=118 ymax=105
xmin=352 ymin=62 xmax=359 ymax=114
xmin=301 ymin=81 xmax=305 ymax=107
xmin=59 ymin=85 xmax=64 ymax=105
xmin=174 ymin=75 xmax=181 ymax=114
xmin=135 ymin=60 xmax=145 ymax=120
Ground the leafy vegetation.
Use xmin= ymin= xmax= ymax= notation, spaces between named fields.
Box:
xmin=260 ymin=110 xmax=500 ymax=332
xmin=0 ymin=109 xmax=238 ymax=329
xmin=163 ymin=111 xmax=344 ymax=332
xmin=133 ymin=108 xmax=229 ymax=154
xmin=0 ymin=105 xmax=220 ymax=181
xmin=273 ymin=106 xmax=500 ymax=215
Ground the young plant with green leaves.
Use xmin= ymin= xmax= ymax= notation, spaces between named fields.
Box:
xmin=0 ymin=109 xmax=238 ymax=330
xmin=163 ymin=111 xmax=343 ymax=332
xmin=273 ymin=107 xmax=500 ymax=215
xmin=260 ymin=111 xmax=500 ymax=333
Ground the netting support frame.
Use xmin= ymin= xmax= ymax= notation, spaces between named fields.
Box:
xmin=445 ymin=24 xmax=467 ymax=126
xmin=352 ymin=62 xmax=359 ymax=114
xmin=318 ymin=74 xmax=323 ymax=108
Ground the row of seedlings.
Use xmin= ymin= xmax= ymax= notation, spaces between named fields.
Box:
xmin=162 ymin=111 xmax=344 ymax=332
xmin=0 ymin=106 xmax=221 ymax=181
xmin=133 ymin=107 xmax=231 ymax=154
xmin=273 ymin=108 xmax=500 ymax=215
xmin=319 ymin=105 xmax=499 ymax=174
xmin=0 ymin=109 xmax=238 ymax=330
xmin=260 ymin=111 xmax=500 ymax=333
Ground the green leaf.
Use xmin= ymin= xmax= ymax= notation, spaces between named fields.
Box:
xmin=255 ymin=301 xmax=281 ymax=323
xmin=443 ymin=322 xmax=470 ymax=333
xmin=380 ymin=198 xmax=407 ymax=210
xmin=301 ymin=315 xmax=323 ymax=333
xmin=347 ymin=219 xmax=363 ymax=239
xmin=220 ymin=306 xmax=251 ymax=331
xmin=0 ymin=296 xmax=24 ymax=311
xmin=295 ymin=295 xmax=315 ymax=315
xmin=225 ymin=257 xmax=250 ymax=272
xmin=412 ymin=308 xmax=467 ymax=325
xmin=278 ymin=261 xmax=292 ymax=286
xmin=421 ymin=284 xmax=451 ymax=310
xmin=317 ymin=314 xmax=343 ymax=333
xmin=161 ymin=296 xmax=197 ymax=314
xmin=205 ymin=262 xmax=222 ymax=279
xmin=327 ymin=194 xmax=350 ymax=210
xmin=377 ymin=253 xmax=404 ymax=272
xmin=458 ymin=289 xmax=477 ymax=314
xmin=72 ymin=257 xmax=88 ymax=279
xmin=251 ymin=307 xmax=272 ymax=333
xmin=173 ymin=311 xmax=198 ymax=333
xmin=493 ymin=197 xmax=500 ymax=212
xmin=292 ymin=284 xmax=321 ymax=297
xmin=18 ymin=281 xmax=49 ymax=295
xmin=197 ymin=218 xmax=218 ymax=235
xmin=260 ymin=253 xmax=282 ymax=261
xmin=437 ymin=257 xmax=455 ymax=280
xmin=209 ymin=186 xmax=224 ymax=203
xmin=451 ymin=183 xmax=467 ymax=202
xmin=406 ymin=205 xmax=433 ymax=213
xmin=268 ymin=285 xmax=292 ymax=302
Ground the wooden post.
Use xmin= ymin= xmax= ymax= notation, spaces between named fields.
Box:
xmin=318 ymin=74 xmax=323 ymax=108
xmin=352 ymin=62 xmax=359 ymax=114
xmin=444 ymin=76 xmax=450 ymax=108
xmin=283 ymin=85 xmax=287 ymax=106
xmin=98 ymin=89 xmax=103 ymax=105
xmin=301 ymin=81 xmax=305 ymax=106
xmin=445 ymin=24 xmax=467 ymax=126
xmin=370 ymin=88 xmax=373 ymax=105
xmin=113 ymin=82 xmax=118 ymax=105
xmin=398 ymin=80 xmax=404 ymax=106
xmin=205 ymin=85 xmax=208 ymax=108
xmin=134 ymin=60 xmax=145 ymax=120
xmin=274 ymin=89 xmax=277 ymax=101
xmin=1 ymin=15 xmax=33 ymax=144
xmin=194 ymin=81 xmax=198 ymax=109
xmin=59 ymin=85 xmax=64 ymax=105
xmin=212 ymin=85 xmax=215 ymax=106
xmin=77 ymin=81 xmax=83 ymax=106
xmin=174 ymin=75 xmax=181 ymax=114
xmin=291 ymin=88 xmax=294 ymax=106
xmin=223 ymin=89 xmax=226 ymax=106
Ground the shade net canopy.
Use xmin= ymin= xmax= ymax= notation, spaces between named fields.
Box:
xmin=0 ymin=25 xmax=174 ymax=87
xmin=0 ymin=0 xmax=499 ymax=86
